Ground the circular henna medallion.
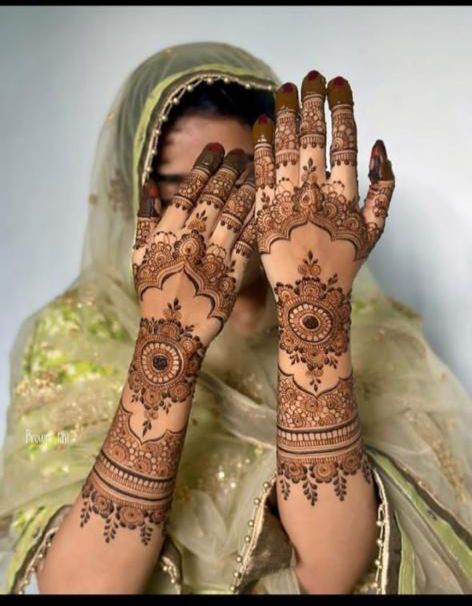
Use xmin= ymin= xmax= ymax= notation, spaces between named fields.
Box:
xmin=287 ymin=301 xmax=334 ymax=344
xmin=140 ymin=340 xmax=183 ymax=385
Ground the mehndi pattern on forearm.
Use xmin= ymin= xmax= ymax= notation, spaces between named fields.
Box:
xmin=80 ymin=396 xmax=186 ymax=545
xmin=275 ymin=250 xmax=351 ymax=390
xmin=276 ymin=367 xmax=372 ymax=506
xmin=129 ymin=301 xmax=205 ymax=434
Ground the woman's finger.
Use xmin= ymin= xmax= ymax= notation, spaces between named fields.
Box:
xmin=184 ymin=148 xmax=248 ymax=238
xmin=300 ymin=70 xmax=328 ymax=186
xmin=274 ymin=83 xmax=300 ymax=190
xmin=209 ymin=167 xmax=255 ymax=252
xmin=327 ymin=76 xmax=358 ymax=196
xmin=229 ymin=207 xmax=257 ymax=291
xmin=157 ymin=142 xmax=225 ymax=232
xmin=253 ymin=114 xmax=275 ymax=217
xmin=133 ymin=179 xmax=162 ymax=250
xmin=361 ymin=140 xmax=395 ymax=252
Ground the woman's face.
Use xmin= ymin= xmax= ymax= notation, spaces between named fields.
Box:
xmin=155 ymin=112 xmax=264 ymax=288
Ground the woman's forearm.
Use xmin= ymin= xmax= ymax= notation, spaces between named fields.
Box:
xmin=275 ymin=299 xmax=379 ymax=594
xmin=36 ymin=314 xmax=204 ymax=594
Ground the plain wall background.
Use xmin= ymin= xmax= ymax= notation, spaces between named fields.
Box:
xmin=1 ymin=6 xmax=471 ymax=445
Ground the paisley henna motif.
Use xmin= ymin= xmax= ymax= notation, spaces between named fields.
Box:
xmin=275 ymin=251 xmax=351 ymax=389
xmin=80 ymin=397 xmax=185 ymax=545
xmin=128 ymin=301 xmax=205 ymax=434
xmin=276 ymin=367 xmax=372 ymax=506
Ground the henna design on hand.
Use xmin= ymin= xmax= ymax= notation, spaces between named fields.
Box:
xmin=251 ymin=74 xmax=394 ymax=509
xmin=330 ymin=105 xmax=357 ymax=167
xmin=275 ymin=251 xmax=351 ymax=390
xmin=133 ymin=230 xmax=238 ymax=330
xmin=80 ymin=397 xmax=185 ymax=545
xmin=128 ymin=301 xmax=206 ymax=434
xmin=276 ymin=367 xmax=372 ymax=506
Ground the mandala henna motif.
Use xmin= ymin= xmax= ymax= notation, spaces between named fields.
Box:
xmin=128 ymin=301 xmax=206 ymax=434
xmin=80 ymin=398 xmax=185 ymax=545
xmin=275 ymin=251 xmax=351 ymax=389
xmin=276 ymin=367 xmax=372 ymax=506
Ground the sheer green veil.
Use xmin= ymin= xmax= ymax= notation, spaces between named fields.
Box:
xmin=1 ymin=42 xmax=471 ymax=594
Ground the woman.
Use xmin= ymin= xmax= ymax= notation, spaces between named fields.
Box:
xmin=0 ymin=42 xmax=471 ymax=595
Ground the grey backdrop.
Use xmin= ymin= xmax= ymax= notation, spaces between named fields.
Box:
xmin=1 ymin=6 xmax=471 ymax=445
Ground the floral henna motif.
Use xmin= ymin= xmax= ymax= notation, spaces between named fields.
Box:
xmin=275 ymin=251 xmax=351 ymax=390
xmin=276 ymin=367 xmax=372 ymax=506
xmin=219 ymin=183 xmax=254 ymax=232
xmin=277 ymin=435 xmax=372 ymax=505
xmin=133 ymin=230 xmax=237 ymax=327
xmin=134 ymin=219 xmax=155 ymax=249
xmin=330 ymin=104 xmax=357 ymax=167
xmin=278 ymin=369 xmax=356 ymax=427
xmin=254 ymin=140 xmax=276 ymax=190
xmin=256 ymin=188 xmax=308 ymax=254
xmin=128 ymin=301 xmax=205 ymax=434
xmin=300 ymin=94 xmax=326 ymax=150
xmin=275 ymin=108 xmax=299 ymax=167
xmin=80 ymin=398 xmax=185 ymax=545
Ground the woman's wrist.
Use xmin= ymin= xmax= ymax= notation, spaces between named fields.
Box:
xmin=78 ymin=308 xmax=206 ymax=547
xmin=275 ymin=294 xmax=372 ymax=505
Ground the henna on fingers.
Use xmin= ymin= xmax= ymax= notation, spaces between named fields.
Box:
xmin=78 ymin=145 xmax=256 ymax=546
xmin=253 ymin=73 xmax=395 ymax=512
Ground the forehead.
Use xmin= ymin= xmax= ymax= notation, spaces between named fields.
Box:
xmin=156 ymin=113 xmax=254 ymax=173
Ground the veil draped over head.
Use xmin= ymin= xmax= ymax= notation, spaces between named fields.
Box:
xmin=0 ymin=42 xmax=471 ymax=595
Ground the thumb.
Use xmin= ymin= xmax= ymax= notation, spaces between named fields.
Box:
xmin=361 ymin=140 xmax=395 ymax=252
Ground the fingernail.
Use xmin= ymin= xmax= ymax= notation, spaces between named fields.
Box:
xmin=327 ymin=75 xmax=353 ymax=109
xmin=224 ymin=148 xmax=249 ymax=174
xmin=275 ymin=82 xmax=299 ymax=112
xmin=252 ymin=114 xmax=274 ymax=145
xmin=194 ymin=142 xmax=225 ymax=172
xmin=301 ymin=69 xmax=326 ymax=97
xmin=138 ymin=181 xmax=160 ymax=217
xmin=147 ymin=180 xmax=159 ymax=198
xmin=369 ymin=141 xmax=394 ymax=182
xmin=209 ymin=142 xmax=224 ymax=153
xmin=375 ymin=139 xmax=387 ymax=158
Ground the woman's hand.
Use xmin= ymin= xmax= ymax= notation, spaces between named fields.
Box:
xmin=36 ymin=143 xmax=257 ymax=595
xmin=253 ymin=73 xmax=395 ymax=392
xmin=253 ymin=73 xmax=395 ymax=295
xmin=251 ymin=72 xmax=394 ymax=593
xmin=133 ymin=143 xmax=255 ymax=344
xmin=129 ymin=143 xmax=256 ymax=436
